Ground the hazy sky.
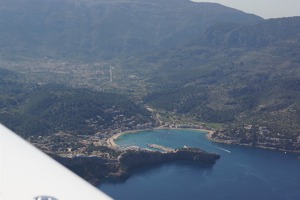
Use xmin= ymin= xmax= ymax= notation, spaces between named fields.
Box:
xmin=192 ymin=0 xmax=300 ymax=19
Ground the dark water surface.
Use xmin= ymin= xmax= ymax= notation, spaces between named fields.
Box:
xmin=99 ymin=129 xmax=300 ymax=200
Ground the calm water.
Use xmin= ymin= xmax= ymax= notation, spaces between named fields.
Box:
xmin=99 ymin=129 xmax=300 ymax=200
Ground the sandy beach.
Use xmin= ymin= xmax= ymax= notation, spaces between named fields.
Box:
xmin=107 ymin=127 xmax=214 ymax=148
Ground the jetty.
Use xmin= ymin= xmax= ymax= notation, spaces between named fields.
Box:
xmin=147 ymin=144 xmax=175 ymax=152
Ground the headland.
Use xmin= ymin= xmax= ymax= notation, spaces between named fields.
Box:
xmin=55 ymin=128 xmax=220 ymax=185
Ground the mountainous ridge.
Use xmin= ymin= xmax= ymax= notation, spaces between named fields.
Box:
xmin=0 ymin=0 xmax=262 ymax=60
xmin=203 ymin=16 xmax=300 ymax=48
xmin=0 ymin=0 xmax=299 ymax=151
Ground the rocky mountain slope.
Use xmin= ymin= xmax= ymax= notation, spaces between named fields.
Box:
xmin=0 ymin=0 xmax=261 ymax=60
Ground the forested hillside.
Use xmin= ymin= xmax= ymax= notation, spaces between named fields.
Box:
xmin=0 ymin=0 xmax=299 ymax=151
xmin=138 ymin=17 xmax=300 ymax=150
xmin=0 ymin=69 xmax=155 ymax=138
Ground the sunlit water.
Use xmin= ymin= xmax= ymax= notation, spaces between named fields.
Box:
xmin=99 ymin=129 xmax=300 ymax=200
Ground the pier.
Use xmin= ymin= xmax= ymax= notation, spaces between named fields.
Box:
xmin=147 ymin=144 xmax=175 ymax=152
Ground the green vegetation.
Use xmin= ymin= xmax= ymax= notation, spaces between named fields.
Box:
xmin=0 ymin=69 xmax=154 ymax=137
xmin=204 ymin=123 xmax=225 ymax=130
xmin=0 ymin=0 xmax=299 ymax=151
xmin=136 ymin=17 xmax=300 ymax=150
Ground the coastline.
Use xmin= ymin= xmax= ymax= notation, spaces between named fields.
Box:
xmin=107 ymin=129 xmax=156 ymax=148
xmin=107 ymin=126 xmax=214 ymax=148
xmin=107 ymin=127 xmax=300 ymax=155
xmin=206 ymin=130 xmax=300 ymax=154
xmin=57 ymin=127 xmax=220 ymax=186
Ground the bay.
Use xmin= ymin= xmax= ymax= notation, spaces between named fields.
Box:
xmin=99 ymin=129 xmax=300 ymax=200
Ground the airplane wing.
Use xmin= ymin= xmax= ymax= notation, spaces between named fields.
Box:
xmin=0 ymin=124 xmax=112 ymax=200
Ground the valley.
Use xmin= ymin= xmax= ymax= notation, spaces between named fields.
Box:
xmin=0 ymin=0 xmax=300 ymax=189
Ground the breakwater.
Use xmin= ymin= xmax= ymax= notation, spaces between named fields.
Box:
xmin=147 ymin=144 xmax=175 ymax=152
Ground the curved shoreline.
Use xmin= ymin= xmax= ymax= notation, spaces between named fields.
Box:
xmin=206 ymin=131 xmax=300 ymax=154
xmin=108 ymin=128 xmax=300 ymax=155
xmin=107 ymin=127 xmax=214 ymax=148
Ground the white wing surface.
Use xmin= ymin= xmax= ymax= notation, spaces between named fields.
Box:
xmin=0 ymin=124 xmax=112 ymax=200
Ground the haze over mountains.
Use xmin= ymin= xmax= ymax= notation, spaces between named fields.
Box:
xmin=0 ymin=0 xmax=262 ymax=60
xmin=0 ymin=0 xmax=300 ymax=151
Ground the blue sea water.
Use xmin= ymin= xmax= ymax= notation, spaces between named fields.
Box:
xmin=99 ymin=129 xmax=300 ymax=200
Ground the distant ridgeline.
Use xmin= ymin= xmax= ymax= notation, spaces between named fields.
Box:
xmin=0 ymin=0 xmax=262 ymax=61
xmin=0 ymin=69 xmax=155 ymax=138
